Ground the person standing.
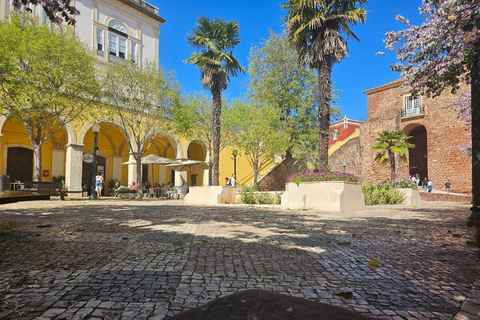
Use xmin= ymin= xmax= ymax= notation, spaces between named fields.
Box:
xmin=427 ymin=179 xmax=433 ymax=193
xmin=423 ymin=177 xmax=428 ymax=193
xmin=95 ymin=172 xmax=104 ymax=198
xmin=445 ymin=180 xmax=452 ymax=193
xmin=230 ymin=173 xmax=236 ymax=187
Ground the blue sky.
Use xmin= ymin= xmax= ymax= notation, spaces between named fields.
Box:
xmin=154 ymin=0 xmax=424 ymax=121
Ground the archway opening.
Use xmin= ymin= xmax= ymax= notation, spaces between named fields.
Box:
xmin=406 ymin=125 xmax=428 ymax=180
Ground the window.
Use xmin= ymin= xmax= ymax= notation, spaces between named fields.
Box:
xmin=333 ymin=129 xmax=338 ymax=141
xmin=108 ymin=20 xmax=128 ymax=62
xmin=131 ymin=42 xmax=138 ymax=63
xmin=403 ymin=95 xmax=423 ymax=117
xmin=96 ymin=27 xmax=104 ymax=56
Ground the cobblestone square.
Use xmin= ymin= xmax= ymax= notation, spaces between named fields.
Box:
xmin=0 ymin=200 xmax=479 ymax=319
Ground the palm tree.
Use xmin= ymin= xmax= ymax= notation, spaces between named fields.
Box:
xmin=372 ymin=130 xmax=415 ymax=183
xmin=185 ymin=16 xmax=245 ymax=185
xmin=283 ymin=0 xmax=367 ymax=171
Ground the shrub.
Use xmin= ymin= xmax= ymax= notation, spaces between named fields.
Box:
xmin=287 ymin=170 xmax=359 ymax=185
xmin=362 ymin=184 xmax=406 ymax=205
xmin=255 ymin=192 xmax=274 ymax=204
xmin=116 ymin=188 xmax=137 ymax=193
xmin=393 ymin=178 xmax=418 ymax=189
xmin=240 ymin=186 xmax=256 ymax=204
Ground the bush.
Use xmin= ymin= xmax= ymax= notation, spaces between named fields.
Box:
xmin=240 ymin=187 xmax=277 ymax=204
xmin=116 ymin=188 xmax=137 ymax=193
xmin=362 ymin=184 xmax=406 ymax=205
xmin=255 ymin=192 xmax=274 ymax=204
xmin=287 ymin=170 xmax=359 ymax=185
xmin=240 ymin=186 xmax=256 ymax=204
xmin=393 ymin=178 xmax=418 ymax=189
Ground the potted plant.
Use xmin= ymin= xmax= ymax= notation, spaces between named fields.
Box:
xmin=117 ymin=188 xmax=137 ymax=199
xmin=282 ymin=171 xmax=363 ymax=212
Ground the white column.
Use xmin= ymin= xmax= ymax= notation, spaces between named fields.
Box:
xmin=51 ymin=149 xmax=65 ymax=177
xmin=127 ymin=153 xmax=137 ymax=184
xmin=112 ymin=156 xmax=123 ymax=182
xmin=65 ymin=143 xmax=84 ymax=197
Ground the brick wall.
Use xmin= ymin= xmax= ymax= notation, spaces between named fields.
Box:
xmin=361 ymin=80 xmax=471 ymax=194
xmin=329 ymin=136 xmax=362 ymax=178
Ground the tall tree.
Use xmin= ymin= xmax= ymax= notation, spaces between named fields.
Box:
xmin=382 ymin=0 xmax=479 ymax=223
xmin=0 ymin=13 xmax=98 ymax=181
xmin=102 ymin=61 xmax=180 ymax=196
xmin=247 ymin=30 xmax=318 ymax=152
xmin=372 ymin=131 xmax=415 ymax=184
xmin=169 ymin=93 xmax=233 ymax=185
xmin=227 ymin=100 xmax=289 ymax=189
xmin=185 ymin=16 xmax=245 ymax=185
xmin=283 ymin=0 xmax=367 ymax=171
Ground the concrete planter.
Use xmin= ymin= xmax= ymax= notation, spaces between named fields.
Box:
xmin=281 ymin=181 xmax=364 ymax=212
xmin=184 ymin=186 xmax=243 ymax=205
xmin=118 ymin=192 xmax=136 ymax=199
xmin=400 ymin=188 xmax=421 ymax=206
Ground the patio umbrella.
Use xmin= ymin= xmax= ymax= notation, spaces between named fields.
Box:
xmin=166 ymin=160 xmax=209 ymax=185
xmin=121 ymin=154 xmax=179 ymax=165
xmin=122 ymin=155 xmax=180 ymax=184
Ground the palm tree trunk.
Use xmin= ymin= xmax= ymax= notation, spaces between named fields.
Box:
xmin=211 ymin=88 xmax=222 ymax=186
xmin=317 ymin=60 xmax=332 ymax=171
xmin=389 ymin=150 xmax=395 ymax=183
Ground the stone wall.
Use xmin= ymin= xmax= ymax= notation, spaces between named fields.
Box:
xmin=329 ymin=136 xmax=362 ymax=178
xmin=361 ymin=80 xmax=471 ymax=194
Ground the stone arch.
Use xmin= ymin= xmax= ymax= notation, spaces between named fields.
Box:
xmin=404 ymin=123 xmax=428 ymax=180
xmin=185 ymin=139 xmax=208 ymax=161
xmin=78 ymin=119 xmax=129 ymax=147
xmin=0 ymin=114 xmax=77 ymax=145
xmin=147 ymin=130 xmax=183 ymax=159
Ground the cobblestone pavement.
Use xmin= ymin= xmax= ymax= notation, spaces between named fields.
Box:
xmin=0 ymin=200 xmax=479 ymax=320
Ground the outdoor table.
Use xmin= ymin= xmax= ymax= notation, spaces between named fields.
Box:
xmin=10 ymin=182 xmax=24 ymax=190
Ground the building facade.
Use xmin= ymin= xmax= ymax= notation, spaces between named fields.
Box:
xmin=361 ymin=79 xmax=471 ymax=194
xmin=0 ymin=0 xmax=263 ymax=195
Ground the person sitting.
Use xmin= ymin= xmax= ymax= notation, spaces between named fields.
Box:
xmin=113 ymin=181 xmax=121 ymax=197
xmin=225 ymin=177 xmax=230 ymax=186
xmin=129 ymin=181 xmax=137 ymax=191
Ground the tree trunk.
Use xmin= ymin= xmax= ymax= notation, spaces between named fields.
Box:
xmin=317 ymin=60 xmax=332 ymax=171
xmin=211 ymin=88 xmax=222 ymax=186
xmin=469 ymin=49 xmax=480 ymax=232
xmin=136 ymin=154 xmax=143 ymax=197
xmin=253 ymin=158 xmax=259 ymax=190
xmin=33 ymin=142 xmax=43 ymax=182
xmin=389 ymin=150 xmax=395 ymax=183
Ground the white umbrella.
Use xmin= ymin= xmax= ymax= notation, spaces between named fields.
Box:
xmin=166 ymin=159 xmax=209 ymax=172
xmin=122 ymin=154 xmax=179 ymax=165
xmin=166 ymin=160 xmax=209 ymax=185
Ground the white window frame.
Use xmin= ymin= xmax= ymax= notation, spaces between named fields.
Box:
xmin=403 ymin=95 xmax=422 ymax=117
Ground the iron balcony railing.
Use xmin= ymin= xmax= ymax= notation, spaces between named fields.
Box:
xmin=401 ymin=106 xmax=425 ymax=118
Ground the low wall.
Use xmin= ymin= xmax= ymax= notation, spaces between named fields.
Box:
xmin=184 ymin=186 xmax=242 ymax=205
xmin=281 ymin=182 xmax=364 ymax=212
xmin=400 ymin=188 xmax=421 ymax=206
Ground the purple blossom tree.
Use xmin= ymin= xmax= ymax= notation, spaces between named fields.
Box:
xmin=12 ymin=0 xmax=79 ymax=25
xmin=383 ymin=0 xmax=480 ymax=228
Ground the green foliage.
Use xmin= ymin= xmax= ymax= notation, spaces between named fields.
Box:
xmin=394 ymin=179 xmax=418 ymax=189
xmin=287 ymin=171 xmax=359 ymax=185
xmin=102 ymin=60 xmax=181 ymax=189
xmin=116 ymin=188 xmax=137 ymax=194
xmin=240 ymin=186 xmax=256 ymax=204
xmin=292 ymin=139 xmax=319 ymax=171
xmin=227 ymin=100 xmax=289 ymax=189
xmin=240 ymin=186 xmax=277 ymax=205
xmin=0 ymin=13 xmax=99 ymax=181
xmin=51 ymin=176 xmax=65 ymax=183
xmin=362 ymin=184 xmax=406 ymax=205
xmin=372 ymin=130 xmax=415 ymax=183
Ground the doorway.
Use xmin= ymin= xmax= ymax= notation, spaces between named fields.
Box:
xmin=7 ymin=147 xmax=33 ymax=182
xmin=407 ymin=125 xmax=428 ymax=180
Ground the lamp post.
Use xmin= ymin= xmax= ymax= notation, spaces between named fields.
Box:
xmin=342 ymin=161 xmax=346 ymax=176
xmin=90 ymin=123 xmax=100 ymax=200
xmin=232 ymin=149 xmax=238 ymax=178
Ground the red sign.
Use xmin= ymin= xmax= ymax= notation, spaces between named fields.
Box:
xmin=43 ymin=170 xmax=49 ymax=177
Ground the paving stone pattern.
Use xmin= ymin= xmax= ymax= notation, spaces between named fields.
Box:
xmin=0 ymin=200 xmax=479 ymax=319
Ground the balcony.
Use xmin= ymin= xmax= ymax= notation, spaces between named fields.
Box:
xmin=401 ymin=106 xmax=425 ymax=118
xmin=116 ymin=0 xmax=164 ymax=23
